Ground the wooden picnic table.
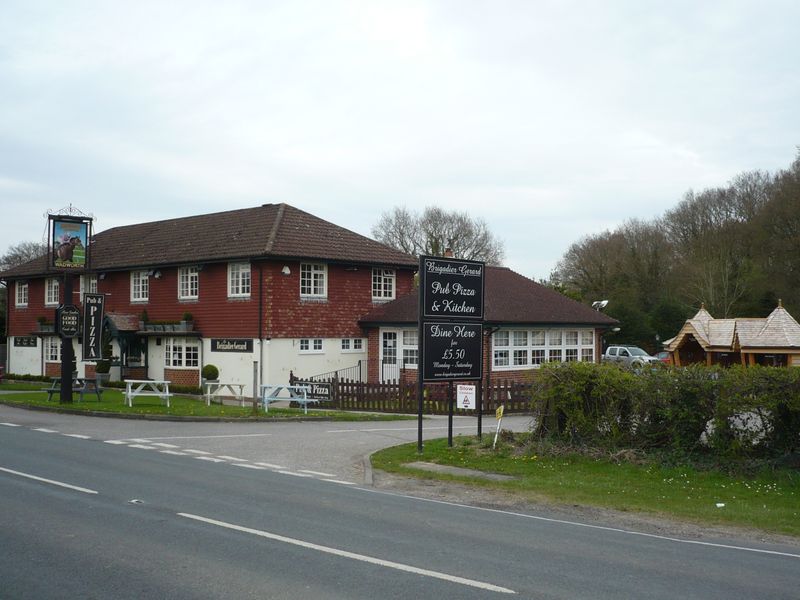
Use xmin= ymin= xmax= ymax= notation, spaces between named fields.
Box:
xmin=124 ymin=379 xmax=172 ymax=408
xmin=259 ymin=384 xmax=316 ymax=414
xmin=42 ymin=377 xmax=104 ymax=402
xmin=204 ymin=382 xmax=246 ymax=406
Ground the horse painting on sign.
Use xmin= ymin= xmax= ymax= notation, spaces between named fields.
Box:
xmin=52 ymin=219 xmax=88 ymax=269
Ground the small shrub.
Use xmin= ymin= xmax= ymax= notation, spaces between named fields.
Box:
xmin=201 ymin=364 xmax=219 ymax=381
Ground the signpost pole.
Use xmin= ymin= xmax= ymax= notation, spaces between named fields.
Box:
xmin=417 ymin=260 xmax=425 ymax=453
xmin=59 ymin=273 xmax=74 ymax=404
xmin=448 ymin=380 xmax=454 ymax=447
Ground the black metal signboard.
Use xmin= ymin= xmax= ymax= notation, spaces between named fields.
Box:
xmin=14 ymin=336 xmax=38 ymax=348
xmin=82 ymin=293 xmax=104 ymax=360
xmin=422 ymin=322 xmax=483 ymax=381
xmin=211 ymin=338 xmax=254 ymax=353
xmin=420 ymin=256 xmax=485 ymax=321
xmin=57 ymin=304 xmax=81 ymax=338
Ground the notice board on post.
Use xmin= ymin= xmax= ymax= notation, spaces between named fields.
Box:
xmin=418 ymin=255 xmax=485 ymax=383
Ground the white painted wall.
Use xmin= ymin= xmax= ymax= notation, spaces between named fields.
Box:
xmin=7 ymin=338 xmax=41 ymax=376
xmin=264 ymin=338 xmax=367 ymax=385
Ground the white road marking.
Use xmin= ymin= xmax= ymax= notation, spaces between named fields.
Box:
xmin=298 ymin=469 xmax=337 ymax=477
xmin=234 ymin=464 xmax=265 ymax=470
xmin=150 ymin=443 xmax=180 ymax=448
xmin=359 ymin=488 xmax=800 ymax=560
xmin=160 ymin=450 xmax=188 ymax=456
xmin=178 ymin=513 xmax=515 ymax=594
xmin=32 ymin=428 xmax=57 ymax=433
xmin=183 ymin=449 xmax=212 ymax=455
xmin=0 ymin=466 xmax=98 ymax=495
xmin=129 ymin=438 xmax=152 ymax=443
xmin=103 ymin=440 xmax=127 ymax=445
xmin=255 ymin=462 xmax=286 ymax=469
xmin=1 ymin=422 xmax=22 ymax=427
xmin=278 ymin=471 xmax=312 ymax=478
xmin=137 ymin=433 xmax=272 ymax=440
xmin=128 ymin=444 xmax=158 ymax=450
xmin=322 ymin=479 xmax=357 ymax=486
xmin=194 ymin=456 xmax=226 ymax=463
xmin=62 ymin=434 xmax=91 ymax=439
xmin=217 ymin=455 xmax=248 ymax=462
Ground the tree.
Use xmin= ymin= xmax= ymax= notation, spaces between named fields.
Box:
xmin=0 ymin=241 xmax=47 ymax=271
xmin=372 ymin=206 xmax=505 ymax=264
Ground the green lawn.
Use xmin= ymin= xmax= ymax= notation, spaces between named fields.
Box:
xmin=371 ymin=436 xmax=800 ymax=537
xmin=0 ymin=386 xmax=412 ymax=421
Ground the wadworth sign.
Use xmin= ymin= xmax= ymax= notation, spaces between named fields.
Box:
xmin=418 ymin=256 xmax=485 ymax=382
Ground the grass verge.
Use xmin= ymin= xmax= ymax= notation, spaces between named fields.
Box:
xmin=0 ymin=387 xmax=412 ymax=421
xmin=371 ymin=435 xmax=800 ymax=537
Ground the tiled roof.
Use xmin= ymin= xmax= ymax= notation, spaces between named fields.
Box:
xmin=0 ymin=203 xmax=417 ymax=278
xmin=360 ymin=267 xmax=618 ymax=327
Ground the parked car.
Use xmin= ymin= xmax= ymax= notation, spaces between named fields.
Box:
xmin=655 ymin=351 xmax=672 ymax=364
xmin=603 ymin=345 xmax=660 ymax=368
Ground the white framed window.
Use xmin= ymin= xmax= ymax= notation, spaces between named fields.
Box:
xmin=299 ymin=338 xmax=324 ymax=354
xmin=179 ymin=266 xmax=199 ymax=300
xmin=80 ymin=275 xmax=97 ymax=302
xmin=228 ymin=262 xmax=251 ymax=298
xmin=402 ymin=330 xmax=418 ymax=367
xmin=300 ymin=263 xmax=327 ymax=298
xmin=45 ymin=278 xmax=60 ymax=306
xmin=131 ymin=271 xmax=149 ymax=302
xmin=341 ymin=338 xmax=365 ymax=353
xmin=44 ymin=337 xmax=61 ymax=362
xmin=165 ymin=337 xmax=199 ymax=368
xmin=372 ymin=268 xmax=396 ymax=301
xmin=493 ymin=328 xmax=597 ymax=370
xmin=16 ymin=281 xmax=28 ymax=307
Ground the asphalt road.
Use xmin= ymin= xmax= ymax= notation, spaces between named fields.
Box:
xmin=2 ymin=405 xmax=799 ymax=598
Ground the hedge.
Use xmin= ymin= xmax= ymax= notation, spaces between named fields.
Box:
xmin=532 ymin=362 xmax=800 ymax=460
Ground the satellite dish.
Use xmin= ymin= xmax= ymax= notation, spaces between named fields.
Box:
xmin=592 ymin=300 xmax=609 ymax=310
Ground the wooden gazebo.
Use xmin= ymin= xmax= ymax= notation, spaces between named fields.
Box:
xmin=666 ymin=301 xmax=800 ymax=367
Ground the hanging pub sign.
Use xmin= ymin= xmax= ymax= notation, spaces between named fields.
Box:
xmin=50 ymin=214 xmax=92 ymax=270
xmin=420 ymin=256 xmax=485 ymax=320
xmin=82 ymin=293 xmax=104 ymax=361
xmin=422 ymin=322 xmax=483 ymax=381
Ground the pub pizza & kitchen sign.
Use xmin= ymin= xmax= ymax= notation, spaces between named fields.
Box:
xmin=419 ymin=256 xmax=485 ymax=382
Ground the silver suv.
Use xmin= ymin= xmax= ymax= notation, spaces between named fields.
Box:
xmin=603 ymin=345 xmax=660 ymax=368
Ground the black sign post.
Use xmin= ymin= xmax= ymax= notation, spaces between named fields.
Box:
xmin=418 ymin=255 xmax=485 ymax=451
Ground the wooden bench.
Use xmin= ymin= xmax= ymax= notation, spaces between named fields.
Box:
xmin=259 ymin=384 xmax=316 ymax=414
xmin=204 ymin=382 xmax=246 ymax=406
xmin=41 ymin=377 xmax=104 ymax=402
xmin=124 ymin=379 xmax=172 ymax=408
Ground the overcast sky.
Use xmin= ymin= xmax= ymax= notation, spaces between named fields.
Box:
xmin=1 ymin=1 xmax=798 ymax=280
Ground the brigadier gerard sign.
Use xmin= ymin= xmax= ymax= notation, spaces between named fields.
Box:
xmin=420 ymin=256 xmax=485 ymax=320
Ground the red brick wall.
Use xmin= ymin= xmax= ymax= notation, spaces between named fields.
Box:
xmin=8 ymin=261 xmax=415 ymax=341
xmin=164 ymin=368 xmax=200 ymax=387
xmin=366 ymin=329 xmax=380 ymax=382
xmin=7 ymin=276 xmax=69 ymax=337
xmin=45 ymin=363 xmax=61 ymax=377
xmin=267 ymin=262 xmax=415 ymax=339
